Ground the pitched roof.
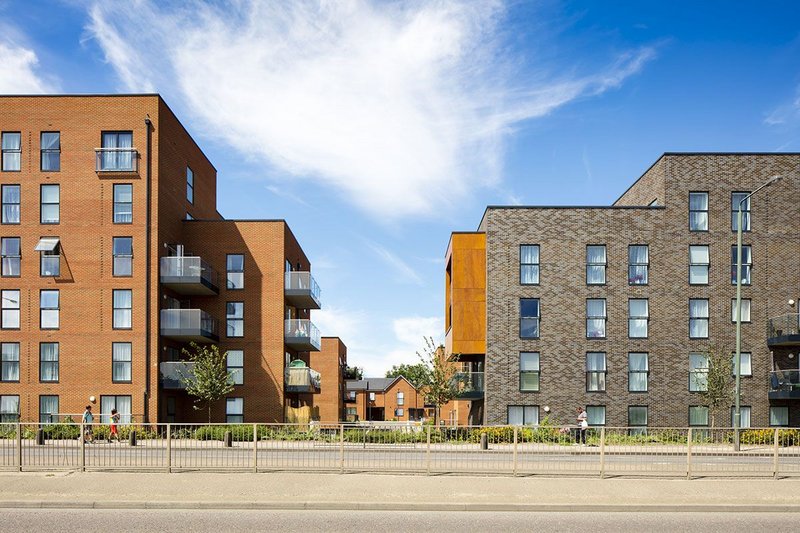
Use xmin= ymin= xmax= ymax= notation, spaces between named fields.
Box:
xmin=345 ymin=377 xmax=404 ymax=392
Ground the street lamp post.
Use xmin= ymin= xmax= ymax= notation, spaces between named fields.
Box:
xmin=734 ymin=174 xmax=782 ymax=451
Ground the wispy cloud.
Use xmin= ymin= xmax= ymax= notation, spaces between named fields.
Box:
xmin=764 ymin=86 xmax=800 ymax=126
xmin=366 ymin=240 xmax=424 ymax=286
xmin=0 ymin=28 xmax=57 ymax=93
xmin=85 ymin=0 xmax=655 ymax=221
xmin=265 ymin=185 xmax=310 ymax=207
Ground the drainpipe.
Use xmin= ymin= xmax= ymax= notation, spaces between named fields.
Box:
xmin=144 ymin=116 xmax=153 ymax=423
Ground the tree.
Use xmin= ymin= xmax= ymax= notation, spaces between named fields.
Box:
xmin=695 ymin=345 xmax=739 ymax=428
xmin=343 ymin=365 xmax=363 ymax=380
xmin=385 ymin=363 xmax=430 ymax=389
xmin=416 ymin=337 xmax=459 ymax=425
xmin=180 ymin=342 xmax=234 ymax=423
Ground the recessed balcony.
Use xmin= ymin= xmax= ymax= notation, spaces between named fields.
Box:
xmin=451 ymin=372 xmax=485 ymax=399
xmin=284 ymin=272 xmax=321 ymax=309
xmin=160 ymin=309 xmax=219 ymax=343
xmin=284 ymin=364 xmax=321 ymax=394
xmin=160 ymin=256 xmax=219 ymax=295
xmin=767 ymin=314 xmax=800 ymax=347
xmin=285 ymin=319 xmax=321 ymax=351
xmin=769 ymin=370 xmax=800 ymax=400
xmin=95 ymin=148 xmax=139 ymax=172
xmin=159 ymin=361 xmax=196 ymax=390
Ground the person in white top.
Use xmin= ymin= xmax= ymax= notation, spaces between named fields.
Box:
xmin=576 ymin=407 xmax=588 ymax=445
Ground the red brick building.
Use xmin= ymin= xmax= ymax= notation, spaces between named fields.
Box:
xmin=0 ymin=94 xmax=345 ymax=424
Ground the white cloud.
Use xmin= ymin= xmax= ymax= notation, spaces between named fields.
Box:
xmin=366 ymin=241 xmax=424 ymax=286
xmin=0 ymin=38 xmax=56 ymax=94
xmin=86 ymin=0 xmax=655 ymax=220
xmin=764 ymin=88 xmax=800 ymax=126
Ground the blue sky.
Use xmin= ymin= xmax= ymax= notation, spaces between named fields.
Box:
xmin=2 ymin=1 xmax=799 ymax=376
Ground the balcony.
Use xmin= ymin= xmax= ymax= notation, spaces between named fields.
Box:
xmin=284 ymin=319 xmax=321 ymax=351
xmin=769 ymin=370 xmax=800 ymax=400
xmin=159 ymin=361 xmax=196 ymax=390
xmin=284 ymin=366 xmax=321 ymax=394
xmin=95 ymin=148 xmax=139 ymax=172
xmin=160 ymin=309 xmax=219 ymax=342
xmin=284 ymin=272 xmax=322 ymax=309
xmin=160 ymin=256 xmax=219 ymax=295
xmin=451 ymin=372 xmax=484 ymax=399
xmin=767 ymin=314 xmax=800 ymax=347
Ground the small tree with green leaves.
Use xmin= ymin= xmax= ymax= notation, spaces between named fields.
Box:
xmin=181 ymin=342 xmax=234 ymax=423
xmin=385 ymin=363 xmax=430 ymax=389
xmin=343 ymin=365 xmax=364 ymax=380
xmin=416 ymin=337 xmax=459 ymax=425
xmin=695 ymin=345 xmax=739 ymax=428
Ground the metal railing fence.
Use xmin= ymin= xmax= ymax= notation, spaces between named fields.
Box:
xmin=1 ymin=423 xmax=799 ymax=477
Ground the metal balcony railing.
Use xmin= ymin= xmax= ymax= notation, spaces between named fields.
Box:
xmin=160 ymin=309 xmax=219 ymax=342
xmin=767 ymin=314 xmax=800 ymax=345
xmin=769 ymin=370 xmax=800 ymax=399
xmin=284 ymin=272 xmax=322 ymax=309
xmin=95 ymin=148 xmax=138 ymax=172
xmin=160 ymin=256 xmax=219 ymax=295
xmin=160 ymin=361 xmax=196 ymax=390
xmin=451 ymin=372 xmax=485 ymax=398
xmin=284 ymin=319 xmax=321 ymax=351
xmin=284 ymin=367 xmax=322 ymax=393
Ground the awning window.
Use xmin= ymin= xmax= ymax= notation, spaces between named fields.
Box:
xmin=35 ymin=237 xmax=60 ymax=252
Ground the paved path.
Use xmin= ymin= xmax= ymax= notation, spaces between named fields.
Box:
xmin=0 ymin=510 xmax=797 ymax=533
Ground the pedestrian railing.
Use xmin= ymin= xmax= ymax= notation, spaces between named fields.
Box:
xmin=1 ymin=422 xmax=799 ymax=478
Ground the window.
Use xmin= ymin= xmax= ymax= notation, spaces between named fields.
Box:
xmin=731 ymin=192 xmax=750 ymax=232
xmin=1 ymin=237 xmax=20 ymax=277
xmin=770 ymin=406 xmax=789 ymax=427
xmin=689 ymin=353 xmax=708 ymax=392
xmin=113 ymin=184 xmax=133 ymax=224
xmin=689 ymin=299 xmax=709 ymax=339
xmin=100 ymin=395 xmax=131 ymax=424
xmin=628 ymin=353 xmax=648 ymax=392
xmin=2 ymin=185 xmax=20 ymax=224
xmin=507 ymin=405 xmax=539 ymax=426
xmin=186 ymin=167 xmax=194 ymax=204
xmin=113 ymin=290 xmax=132 ymax=329
xmin=731 ymin=299 xmax=751 ymax=323
xmin=226 ymin=302 xmax=244 ymax=337
xmin=1 ymin=290 xmax=20 ymax=329
xmin=369 ymin=392 xmax=376 ymax=401
xmin=226 ymin=254 xmax=244 ymax=289
xmin=185 ymin=213 xmax=193 ymax=220
xmin=112 ymin=237 xmax=133 ymax=276
xmin=731 ymin=352 xmax=751 ymax=377
xmin=40 ymin=184 xmax=59 ymax=224
xmin=40 ymin=132 xmax=60 ymax=171
xmin=586 ymin=352 xmax=606 ymax=392
xmin=39 ymin=395 xmax=59 ymax=424
xmin=397 ymin=391 xmax=404 ymax=406
xmin=730 ymin=406 xmax=751 ymax=428
xmin=112 ymin=343 xmax=132 ymax=382
xmin=731 ymin=245 xmax=752 ymax=285
xmin=628 ymin=299 xmax=648 ymax=338
xmin=628 ymin=245 xmax=648 ymax=285
xmin=689 ymin=245 xmax=709 ymax=285
xmin=395 ymin=408 xmax=404 ymax=417
xmin=587 ymin=405 xmax=606 ymax=426
xmin=586 ymin=245 xmax=606 ymax=285
xmin=689 ymin=192 xmax=708 ymax=231
xmin=2 ymin=132 xmax=21 ymax=171
xmin=628 ymin=406 xmax=648 ymax=435
xmin=226 ymin=397 xmax=243 ymax=423
xmin=40 ymin=290 xmax=59 ymax=329
xmin=40 ymin=241 xmax=60 ymax=277
xmin=520 ymin=245 xmax=540 ymax=284
xmin=100 ymin=132 xmax=134 ymax=171
xmin=586 ymin=299 xmax=606 ymax=338
xmin=519 ymin=299 xmax=540 ymax=339
xmin=40 ymin=343 xmax=59 ymax=382
xmin=519 ymin=352 xmax=540 ymax=392
xmin=1 ymin=343 xmax=19 ymax=382
xmin=227 ymin=349 xmax=244 ymax=385
xmin=0 ymin=395 xmax=19 ymax=422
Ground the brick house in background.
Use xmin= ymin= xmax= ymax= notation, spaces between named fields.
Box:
xmin=0 ymin=94 xmax=346 ymax=424
xmin=446 ymin=153 xmax=800 ymax=428
xmin=344 ymin=376 xmax=429 ymax=422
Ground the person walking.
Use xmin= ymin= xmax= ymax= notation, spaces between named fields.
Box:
xmin=81 ymin=405 xmax=95 ymax=444
xmin=576 ymin=406 xmax=588 ymax=445
xmin=109 ymin=409 xmax=120 ymax=442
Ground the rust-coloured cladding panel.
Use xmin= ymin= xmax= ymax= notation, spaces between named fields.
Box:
xmin=445 ymin=233 xmax=486 ymax=357
xmin=310 ymin=337 xmax=347 ymax=422
xmin=0 ymin=95 xmax=159 ymax=422
xmin=181 ymin=220 xmax=291 ymax=423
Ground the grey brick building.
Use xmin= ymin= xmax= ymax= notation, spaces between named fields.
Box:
xmin=445 ymin=153 xmax=800 ymax=428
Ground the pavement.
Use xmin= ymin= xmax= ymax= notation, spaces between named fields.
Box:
xmin=1 ymin=471 xmax=800 ymax=512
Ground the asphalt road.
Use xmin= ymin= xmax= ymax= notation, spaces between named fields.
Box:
xmin=0 ymin=509 xmax=796 ymax=533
